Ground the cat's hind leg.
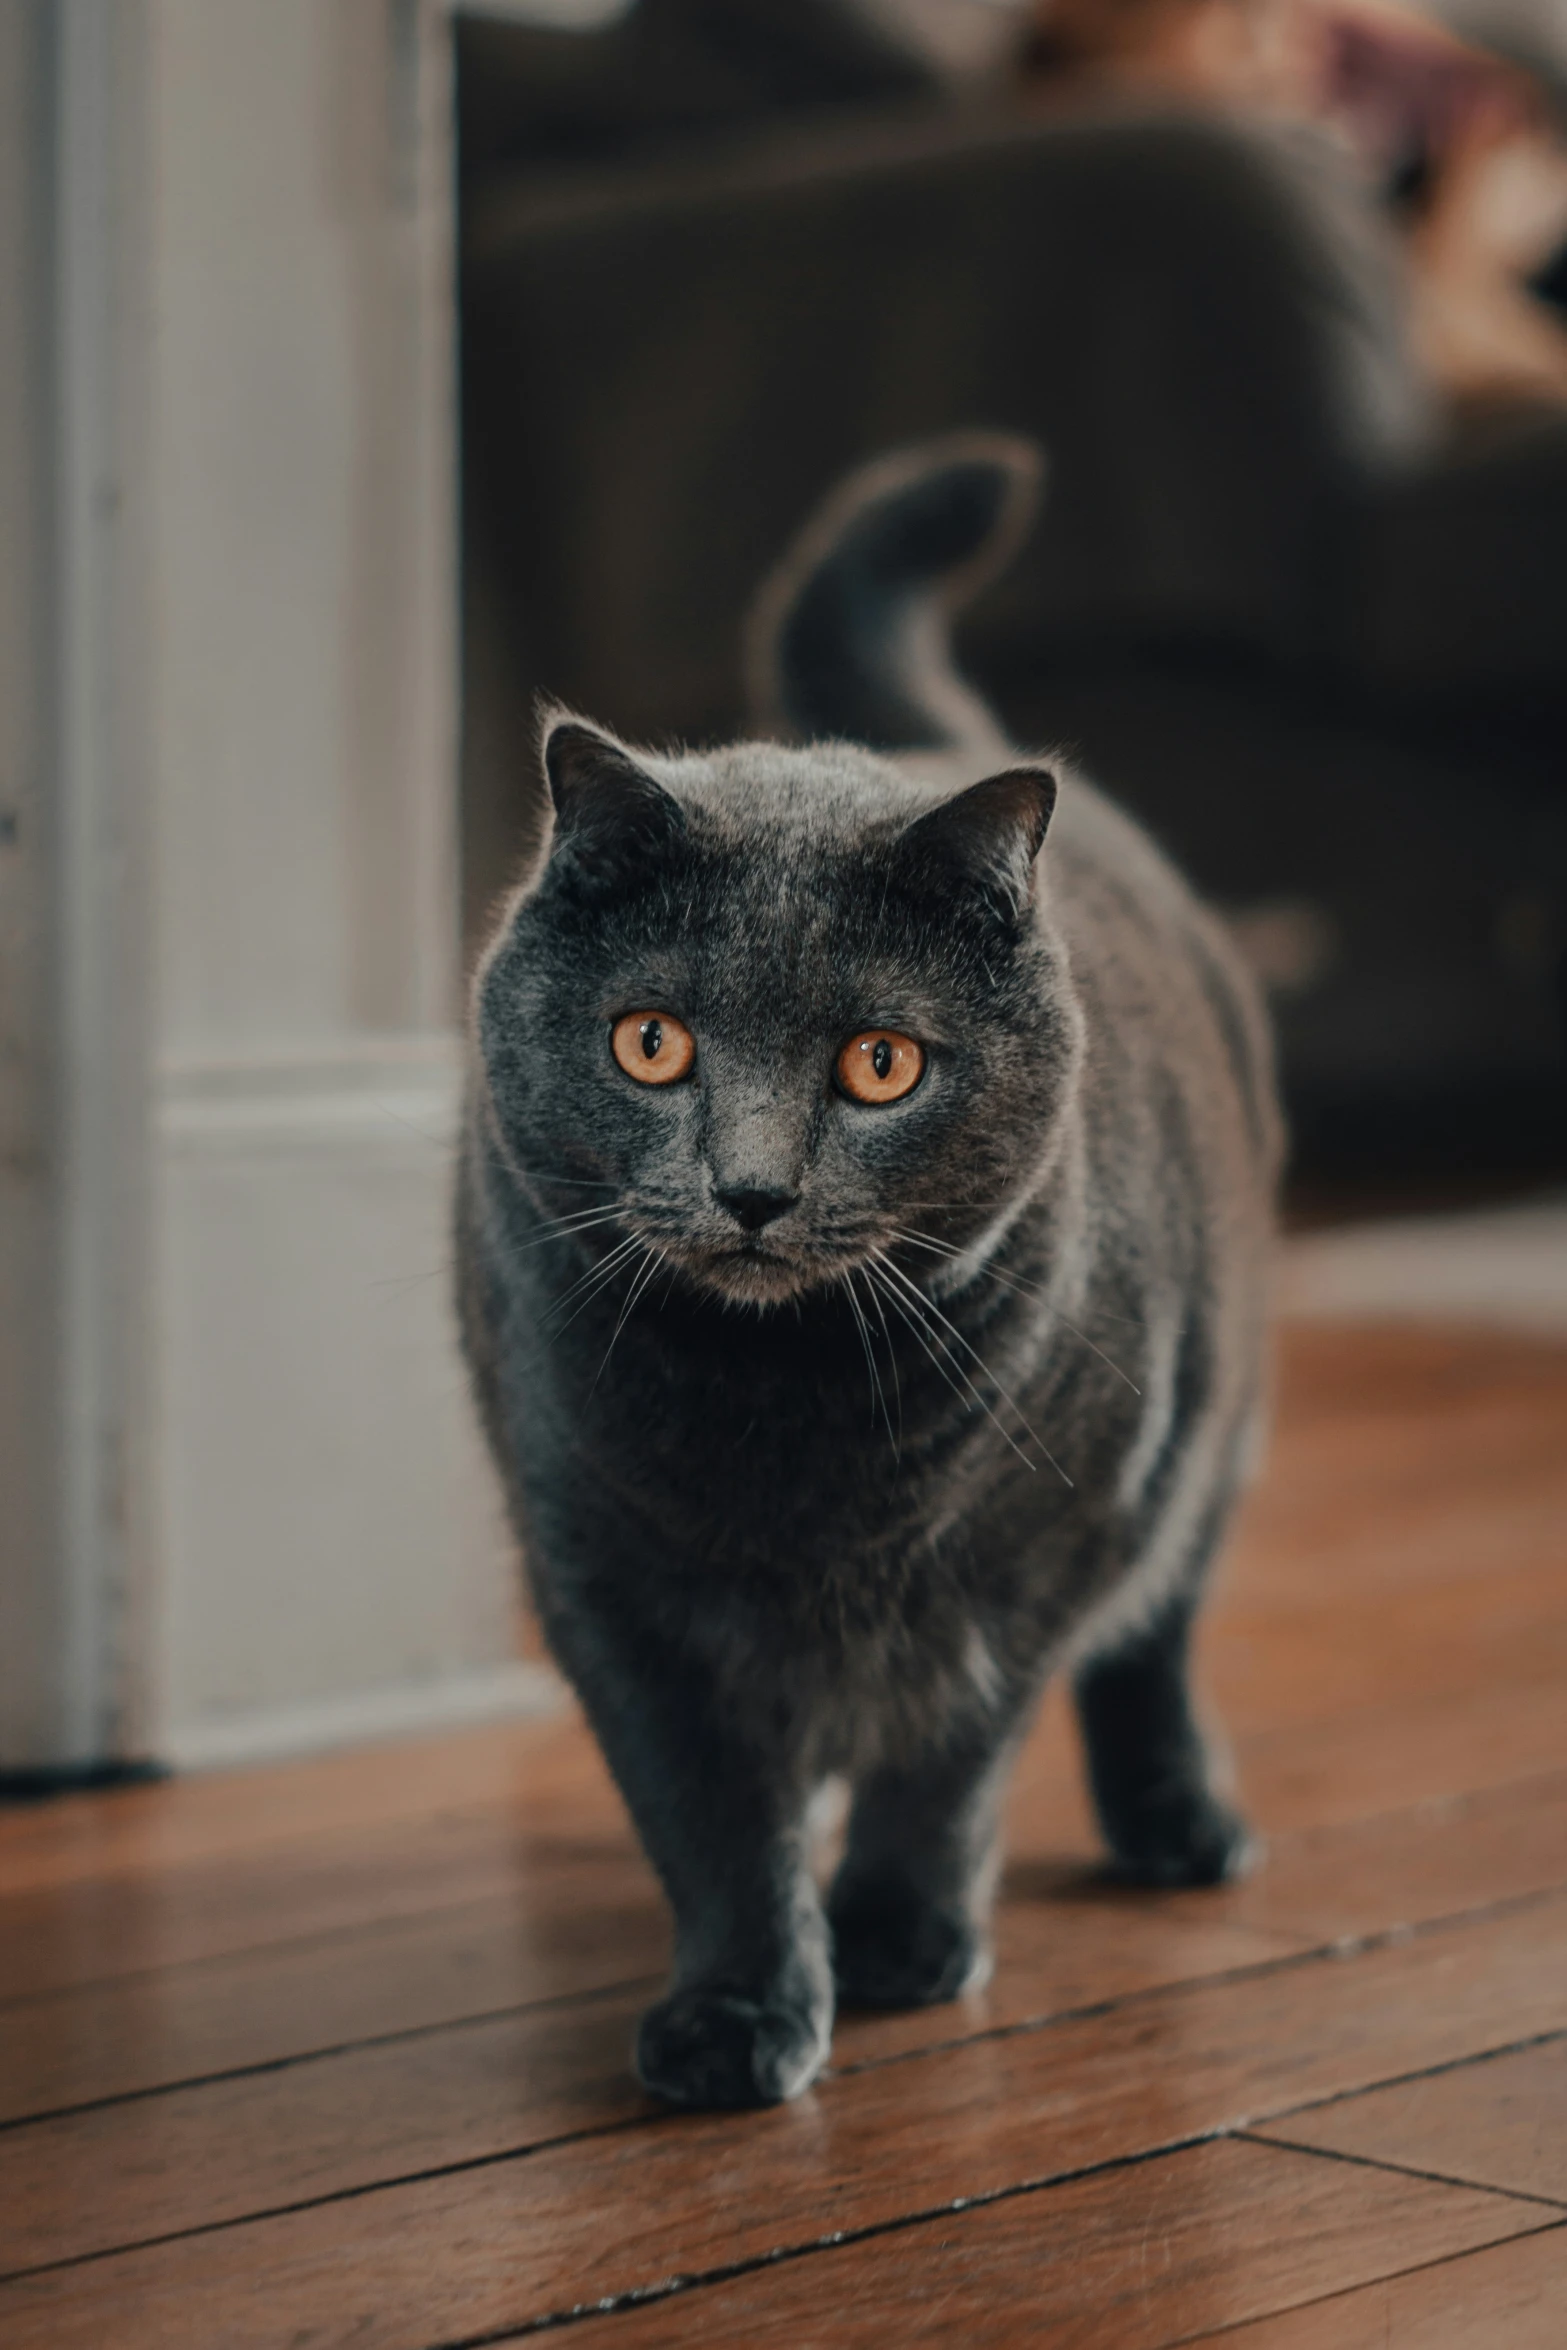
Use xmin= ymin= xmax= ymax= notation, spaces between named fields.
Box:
xmin=1073 ymin=1580 xmax=1255 ymax=1887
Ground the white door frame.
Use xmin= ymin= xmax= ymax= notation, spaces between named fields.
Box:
xmin=0 ymin=0 xmax=543 ymax=1781
xmin=0 ymin=0 xmax=158 ymax=1782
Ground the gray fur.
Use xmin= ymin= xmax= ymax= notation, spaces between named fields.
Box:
xmin=457 ymin=438 xmax=1282 ymax=2112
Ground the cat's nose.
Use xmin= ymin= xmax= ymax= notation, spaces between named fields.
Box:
xmin=715 ymin=1184 xmax=799 ymax=1233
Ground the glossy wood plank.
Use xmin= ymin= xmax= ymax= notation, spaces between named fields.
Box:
xmin=46 ymin=1708 xmax=1560 ymax=2128
xmin=16 ymin=1761 xmax=1566 ymax=2229
xmin=1234 ymin=1673 xmax=1567 ymax=1833
xmin=0 ymin=1710 xmax=632 ymax=2006
xmin=1204 ymin=1325 xmax=1567 ymax=1742
xmin=3 ymin=1894 xmax=1564 ymax=2346
xmin=0 ymin=1988 xmax=651 ymax=2281
xmin=1204 ymin=1564 xmax=1567 ymax=1739
xmin=1002 ymin=1675 xmax=1567 ymax=1890
xmin=996 ymin=1649 xmax=1567 ymax=1886
xmin=570 ymin=2137 xmax=1549 ymax=2349
xmin=11 ymin=1640 xmax=1556 ymax=2017
xmin=1210 ymin=1770 xmax=1567 ymax=1948
xmin=0 ymin=1894 xmax=1293 ymax=2269
xmin=1263 ymin=1324 xmax=1567 ymax=1434
xmin=1005 ymin=1766 xmax=1567 ymax=1959
xmin=1228 ymin=1325 xmax=1567 ymax=1609
xmin=1262 ymin=2036 xmax=1567 ymax=2206
xmin=1223 ymin=1470 xmax=1567 ymax=1611
xmin=0 ymin=1709 xmax=603 ymax=1896
xmin=0 ymin=1859 xmax=666 ymax=2124
xmin=33 ymin=1733 xmax=1558 ymax=2128
xmin=0 ymin=1796 xmax=632 ymax=2007
xmin=0 ymin=1721 xmax=1063 ymax=2012
xmin=1182 ymin=2222 xmax=1567 ymax=2349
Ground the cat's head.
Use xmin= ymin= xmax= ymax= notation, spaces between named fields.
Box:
xmin=473 ymin=716 xmax=1082 ymax=1307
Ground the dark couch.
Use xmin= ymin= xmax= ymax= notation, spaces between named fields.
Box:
xmin=458 ymin=32 xmax=1566 ymax=1177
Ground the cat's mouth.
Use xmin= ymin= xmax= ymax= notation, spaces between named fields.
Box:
xmin=700 ymin=1235 xmax=829 ymax=1306
xmin=637 ymin=1226 xmax=865 ymax=1309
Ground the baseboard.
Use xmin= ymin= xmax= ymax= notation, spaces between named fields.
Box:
xmin=153 ymin=1040 xmax=526 ymax=1760
xmin=1280 ymin=1194 xmax=1567 ymax=1333
xmin=0 ymin=1759 xmax=168 ymax=1806
xmin=164 ymin=1659 xmax=566 ymax=1772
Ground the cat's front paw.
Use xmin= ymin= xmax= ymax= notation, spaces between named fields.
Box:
xmin=830 ymin=1878 xmax=991 ymax=2010
xmin=635 ymin=1984 xmax=831 ymax=2109
xmin=1106 ymin=1791 xmax=1259 ymax=1888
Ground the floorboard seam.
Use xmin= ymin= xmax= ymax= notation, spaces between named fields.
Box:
xmin=0 ymin=1932 xmax=1342 ymax=2132
xmin=6 ymin=1890 xmax=1567 ymax=2281
xmin=0 ymin=1803 xmax=605 ymax=1975
xmin=421 ymin=2131 xmax=1240 ymax=2346
xmin=829 ymin=1881 xmax=1567 ymax=2083
xmin=1233 ymin=2125 xmax=1567 ymax=2211
xmin=422 ymin=2148 xmax=1567 ymax=2349
xmin=0 ymin=1874 xmax=1484 ymax=2137
xmin=1160 ymin=2213 xmax=1567 ymax=2350
xmin=0 ymin=1975 xmax=664 ymax=2137
xmin=1243 ymin=2023 xmax=1567 ymax=2132
xmin=0 ymin=1877 xmax=656 ymax=2016
xmin=0 ymin=2108 xmax=676 ymax=2288
xmin=7 ymin=1752 xmax=1564 ymax=2015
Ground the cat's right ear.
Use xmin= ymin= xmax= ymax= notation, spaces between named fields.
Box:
xmin=896 ymin=765 xmax=1058 ymax=928
xmin=539 ymin=716 xmax=687 ymax=889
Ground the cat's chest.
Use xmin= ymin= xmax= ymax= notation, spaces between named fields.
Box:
xmin=567 ymin=1335 xmax=944 ymax=1558
xmin=514 ymin=1275 xmax=1083 ymax=1593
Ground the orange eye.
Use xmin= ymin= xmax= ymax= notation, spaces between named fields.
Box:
xmin=836 ymin=1029 xmax=924 ymax=1105
xmin=611 ymin=1011 xmax=695 ymax=1086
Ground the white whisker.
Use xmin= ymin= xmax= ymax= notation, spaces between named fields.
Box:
xmin=873 ymin=1250 xmax=1073 ymax=1487
xmin=892 ymin=1227 xmax=1141 ymax=1395
xmin=546 ymin=1235 xmax=645 ymax=1335
xmin=592 ymin=1246 xmax=665 ymax=1391
xmin=521 ymin=1172 xmax=621 ymax=1191
xmin=866 ymin=1258 xmax=1037 ymax=1477
xmin=857 ymin=1264 xmax=904 ymax=1453
xmin=496 ymin=1204 xmax=628 ymax=1264
xmin=841 ymin=1271 xmax=898 ymax=1460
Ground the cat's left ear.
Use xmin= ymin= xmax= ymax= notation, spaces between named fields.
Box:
xmin=897 ymin=766 xmax=1058 ymax=925
xmin=539 ymin=715 xmax=686 ymax=888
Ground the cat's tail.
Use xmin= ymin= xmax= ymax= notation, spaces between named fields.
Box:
xmin=745 ymin=431 xmax=1043 ymax=756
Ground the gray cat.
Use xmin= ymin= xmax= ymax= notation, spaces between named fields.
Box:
xmin=457 ymin=433 xmax=1281 ymax=2112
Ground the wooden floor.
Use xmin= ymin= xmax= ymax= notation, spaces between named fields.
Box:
xmin=2 ymin=1320 xmax=1566 ymax=2347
